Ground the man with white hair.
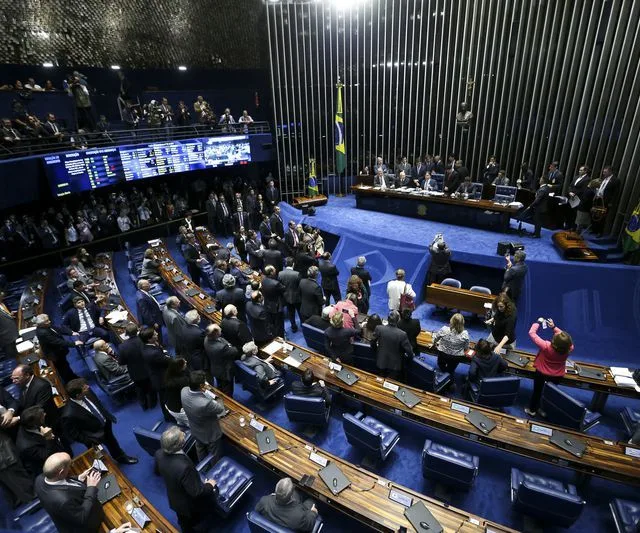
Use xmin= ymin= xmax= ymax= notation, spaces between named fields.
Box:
xmin=350 ymin=256 xmax=372 ymax=298
xmin=255 ymin=476 xmax=320 ymax=532
xmin=155 ymin=426 xmax=218 ymax=532
xmin=162 ymin=296 xmax=187 ymax=354
xmin=181 ymin=310 xmax=206 ymax=371
xmin=241 ymin=341 xmax=281 ymax=386
xmin=216 ymin=273 xmax=246 ymax=321
xmin=35 ymin=313 xmax=81 ymax=383
xmin=92 ymin=339 xmax=129 ymax=381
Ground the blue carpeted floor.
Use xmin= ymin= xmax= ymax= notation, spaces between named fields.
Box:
xmin=26 ymin=195 xmax=639 ymax=532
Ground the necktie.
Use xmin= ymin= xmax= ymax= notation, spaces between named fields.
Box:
xmin=82 ymin=308 xmax=94 ymax=330
xmin=239 ymin=212 xmax=244 ymax=227
xmin=84 ymin=398 xmax=106 ymax=424
xmin=222 ymin=204 xmax=228 ymax=217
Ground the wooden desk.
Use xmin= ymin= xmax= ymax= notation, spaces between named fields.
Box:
xmin=216 ymin=391 xmax=514 ymax=533
xmin=552 ymin=231 xmax=599 ymax=261
xmin=70 ymin=449 xmax=177 ymax=533
xmin=351 ymin=185 xmax=521 ymax=232
xmin=265 ymin=339 xmax=640 ymax=487
xmin=416 ymin=329 xmax=639 ymax=408
xmin=291 ymin=194 xmax=328 ymax=209
xmin=425 ymin=284 xmax=495 ymax=315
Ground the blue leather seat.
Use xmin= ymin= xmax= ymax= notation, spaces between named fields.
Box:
xmin=441 ymin=278 xmax=461 ymax=289
xmin=610 ymin=498 xmax=640 ymax=533
xmin=85 ymin=351 xmax=135 ymax=401
xmin=343 ymin=411 xmax=399 ymax=461
xmin=410 ymin=355 xmax=451 ymax=393
xmin=234 ymin=360 xmax=285 ymax=402
xmin=510 ymin=468 xmax=585 ymax=528
xmin=196 ymin=454 xmax=254 ymax=516
xmin=284 ymin=393 xmax=330 ymax=426
xmin=133 ymin=420 xmax=195 ymax=457
xmin=301 ymin=323 xmax=325 ymax=354
xmin=421 ymin=439 xmax=479 ymax=488
xmin=620 ymin=406 xmax=640 ymax=437
xmin=469 ymin=285 xmax=491 ymax=295
xmin=247 ymin=510 xmax=324 ymax=533
xmin=12 ymin=498 xmax=56 ymax=533
xmin=352 ymin=340 xmax=376 ymax=371
xmin=540 ymin=383 xmax=602 ymax=431
xmin=468 ymin=376 xmax=520 ymax=407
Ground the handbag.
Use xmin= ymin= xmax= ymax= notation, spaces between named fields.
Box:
xmin=590 ymin=196 xmax=607 ymax=222
xmin=399 ymin=282 xmax=415 ymax=312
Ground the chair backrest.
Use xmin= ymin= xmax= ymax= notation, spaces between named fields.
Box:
xmin=247 ymin=511 xmax=295 ymax=533
xmin=410 ymin=356 xmax=437 ymax=390
xmin=441 ymin=278 xmax=461 ymax=289
xmin=234 ymin=360 xmax=259 ymax=392
xmin=284 ymin=393 xmax=328 ymax=425
xmin=133 ymin=426 xmax=162 ymax=456
xmin=301 ymin=323 xmax=325 ymax=354
xmin=541 ymin=383 xmax=586 ymax=429
xmin=343 ymin=413 xmax=381 ymax=454
xmin=352 ymin=340 xmax=376 ymax=371
xmin=469 ymin=285 xmax=491 ymax=295
xmin=476 ymin=376 xmax=520 ymax=407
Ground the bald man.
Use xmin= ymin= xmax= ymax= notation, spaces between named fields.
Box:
xmin=35 ymin=452 xmax=103 ymax=533
xmin=92 ymin=339 xmax=129 ymax=381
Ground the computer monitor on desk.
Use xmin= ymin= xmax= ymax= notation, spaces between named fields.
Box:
xmin=493 ymin=185 xmax=517 ymax=204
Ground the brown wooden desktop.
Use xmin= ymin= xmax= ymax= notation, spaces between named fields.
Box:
xmin=265 ymin=339 xmax=640 ymax=487
xmin=426 ymin=283 xmax=496 ymax=315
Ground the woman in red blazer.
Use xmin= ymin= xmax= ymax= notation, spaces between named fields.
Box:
xmin=525 ymin=318 xmax=574 ymax=416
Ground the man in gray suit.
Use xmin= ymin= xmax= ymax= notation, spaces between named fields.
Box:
xmin=180 ymin=370 xmax=225 ymax=461
xmin=92 ymin=340 xmax=129 ymax=381
xmin=370 ymin=311 xmax=413 ymax=380
xmin=162 ymin=296 xmax=187 ymax=354
xmin=255 ymin=477 xmax=320 ymax=532
xmin=241 ymin=341 xmax=281 ymax=388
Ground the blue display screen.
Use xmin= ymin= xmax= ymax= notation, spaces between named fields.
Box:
xmin=44 ymin=135 xmax=252 ymax=197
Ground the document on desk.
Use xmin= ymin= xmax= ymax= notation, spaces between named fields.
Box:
xmin=262 ymin=341 xmax=283 ymax=356
xmin=610 ymin=367 xmax=632 ymax=378
xmin=283 ymin=355 xmax=302 ymax=368
xmin=614 ymin=375 xmax=640 ymax=392
xmin=106 ymin=310 xmax=129 ymax=324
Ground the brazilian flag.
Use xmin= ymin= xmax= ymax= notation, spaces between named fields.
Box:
xmin=308 ymin=159 xmax=318 ymax=197
xmin=334 ymin=83 xmax=346 ymax=174
xmin=623 ymin=200 xmax=640 ymax=253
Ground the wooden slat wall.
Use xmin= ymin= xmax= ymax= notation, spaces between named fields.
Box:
xmin=266 ymin=0 xmax=640 ymax=235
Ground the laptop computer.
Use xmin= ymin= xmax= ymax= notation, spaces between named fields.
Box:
xmin=185 ymin=288 xmax=200 ymax=297
xmin=550 ymin=430 xmax=587 ymax=458
xmin=504 ymin=352 xmax=529 ymax=367
xmin=97 ymin=473 xmax=122 ymax=504
xmin=336 ymin=368 xmax=359 ymax=386
xmin=172 ymin=275 xmax=184 ymax=283
xmin=19 ymin=353 xmax=40 ymax=365
xmin=255 ymin=429 xmax=279 ymax=455
xmin=403 ymin=501 xmax=443 ymax=533
xmin=394 ymin=388 xmax=421 ymax=409
xmin=465 ymin=410 xmax=497 ymax=435
xmin=204 ymin=304 xmax=217 ymax=314
xmin=318 ymin=462 xmax=351 ymax=495
xmin=577 ymin=366 xmax=606 ymax=381
xmin=289 ymin=347 xmax=310 ymax=364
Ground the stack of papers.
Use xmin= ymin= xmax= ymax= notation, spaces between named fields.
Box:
xmin=610 ymin=367 xmax=633 ymax=377
xmin=106 ymin=310 xmax=129 ymax=324
xmin=16 ymin=340 xmax=34 ymax=353
xmin=610 ymin=367 xmax=640 ymax=391
xmin=262 ymin=341 xmax=283 ymax=356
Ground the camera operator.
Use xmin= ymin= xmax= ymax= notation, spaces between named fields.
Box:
xmin=427 ymin=233 xmax=452 ymax=285
xmin=66 ymin=75 xmax=95 ymax=131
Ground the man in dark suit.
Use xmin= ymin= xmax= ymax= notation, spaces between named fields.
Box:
xmin=155 ymin=426 xmax=218 ymax=532
xmin=210 ymin=260 xmax=227 ymax=293
xmin=35 ymin=313 xmax=81 ymax=383
xmin=216 ymin=274 xmax=246 ymax=322
xmin=0 ymin=290 xmax=18 ymax=359
xmin=255 ymin=477 xmax=320 ymax=532
xmin=62 ymin=297 xmax=109 ymax=343
xmin=220 ymin=304 xmax=253 ymax=355
xmin=592 ymin=165 xmax=621 ymax=235
xmin=265 ymin=180 xmax=280 ymax=212
xmin=11 ymin=364 xmax=61 ymax=431
xmin=318 ymin=252 xmax=341 ymax=306
xmin=162 ymin=296 xmax=187 ymax=355
xmin=299 ymin=266 xmax=324 ymax=323
xmin=427 ymin=237 xmax=452 ymax=285
xmin=140 ymin=326 xmax=172 ymax=421
xmin=61 ymin=379 xmax=137 ymax=464
xmin=216 ymin=194 xmax=232 ymax=237
xmin=229 ymin=257 xmax=250 ymax=289
xmin=269 ymin=206 xmax=285 ymax=239
xmin=246 ymin=291 xmax=274 ymax=345
xmin=246 ymin=230 xmax=264 ymax=271
xmin=117 ymin=324 xmax=155 ymax=410
xmin=370 ymin=311 xmax=413 ymax=380
xmin=205 ymin=192 xmax=218 ymax=233
xmin=231 ymin=209 xmax=250 ymax=234
xmin=16 ymin=406 xmax=66 ymax=477
xmin=262 ymin=266 xmax=285 ymax=338
xmin=350 ymin=256 xmax=372 ymax=299
xmin=136 ymin=279 xmax=164 ymax=339
xmin=284 ymin=220 xmax=301 ymax=255
xmin=233 ymin=228 xmax=248 ymax=263
xmin=183 ymin=233 xmax=204 ymax=285
xmin=35 ymin=452 xmax=103 ymax=533
xmin=63 ymin=280 xmax=94 ymax=311
xmin=204 ymin=324 xmax=238 ymax=397
xmin=530 ymin=176 xmax=551 ymax=238
xmin=263 ymin=239 xmax=283 ymax=273
xmin=566 ymin=165 xmax=591 ymax=229
xmin=546 ymin=161 xmax=565 ymax=192
xmin=294 ymin=244 xmax=317 ymax=280
xmin=395 ymin=156 xmax=412 ymax=179
xmin=502 ymin=250 xmax=528 ymax=304
xmin=259 ymin=214 xmax=276 ymax=247
xmin=278 ymin=257 xmax=301 ymax=332
xmin=290 ymin=369 xmax=331 ymax=405
xmin=181 ymin=310 xmax=207 ymax=372
xmin=443 ymin=160 xmax=467 ymax=195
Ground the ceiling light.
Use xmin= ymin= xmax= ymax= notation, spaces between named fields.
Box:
xmin=42 ymin=62 xmax=54 ymax=68
xmin=110 ymin=65 xmax=120 ymax=70
xmin=178 ymin=65 xmax=187 ymax=71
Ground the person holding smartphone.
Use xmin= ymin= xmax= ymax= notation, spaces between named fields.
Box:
xmin=525 ymin=318 xmax=574 ymax=416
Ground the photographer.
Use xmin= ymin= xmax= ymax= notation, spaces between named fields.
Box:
xmin=427 ymin=233 xmax=452 ymax=285
xmin=67 ymin=75 xmax=95 ymax=131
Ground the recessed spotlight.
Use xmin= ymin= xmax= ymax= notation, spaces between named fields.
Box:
xmin=42 ymin=62 xmax=54 ymax=68
xmin=178 ymin=65 xmax=187 ymax=71
xmin=110 ymin=65 xmax=120 ymax=70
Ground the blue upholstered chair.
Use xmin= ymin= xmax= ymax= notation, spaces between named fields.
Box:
xmin=133 ymin=420 xmax=194 ymax=457
xmin=510 ymin=468 xmax=585 ymax=528
xmin=620 ymin=406 xmax=640 ymax=439
xmin=343 ymin=411 xmax=399 ymax=461
xmin=467 ymin=376 xmax=520 ymax=408
xmin=469 ymin=285 xmax=491 ymax=295
xmin=84 ymin=351 xmax=135 ymax=401
xmin=234 ymin=360 xmax=285 ymax=402
xmin=610 ymin=498 xmax=640 ymax=533
xmin=441 ymin=278 xmax=462 ymax=289
xmin=284 ymin=393 xmax=330 ymax=426
xmin=410 ymin=355 xmax=451 ymax=393
xmin=196 ymin=454 xmax=254 ymax=516
xmin=352 ymin=340 xmax=376 ymax=371
xmin=301 ymin=323 xmax=325 ymax=354
xmin=421 ymin=439 xmax=479 ymax=488
xmin=246 ymin=511 xmax=324 ymax=533
xmin=12 ymin=499 xmax=56 ymax=533
xmin=540 ymin=383 xmax=602 ymax=431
